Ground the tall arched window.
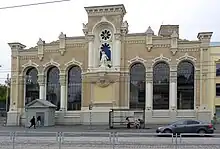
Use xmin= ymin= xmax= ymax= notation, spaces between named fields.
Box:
xmin=67 ymin=66 xmax=82 ymax=110
xmin=177 ymin=61 xmax=194 ymax=109
xmin=153 ymin=62 xmax=170 ymax=110
xmin=25 ymin=67 xmax=39 ymax=105
xmin=46 ymin=66 xmax=60 ymax=110
xmin=129 ymin=63 xmax=146 ymax=109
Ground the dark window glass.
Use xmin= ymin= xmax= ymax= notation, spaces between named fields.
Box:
xmin=25 ymin=67 xmax=39 ymax=105
xmin=216 ymin=84 xmax=220 ymax=96
xmin=172 ymin=120 xmax=186 ymax=126
xmin=153 ymin=62 xmax=170 ymax=110
xmin=46 ymin=66 xmax=60 ymax=110
xmin=129 ymin=63 xmax=146 ymax=109
xmin=177 ymin=61 xmax=194 ymax=110
xmin=67 ymin=66 xmax=82 ymax=110
xmin=216 ymin=63 xmax=220 ymax=76
xmin=186 ymin=120 xmax=200 ymax=125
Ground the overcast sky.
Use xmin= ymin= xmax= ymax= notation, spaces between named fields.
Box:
xmin=0 ymin=0 xmax=219 ymax=83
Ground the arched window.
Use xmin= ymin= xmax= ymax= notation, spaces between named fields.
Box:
xmin=177 ymin=61 xmax=194 ymax=109
xmin=67 ymin=66 xmax=82 ymax=110
xmin=25 ymin=67 xmax=39 ymax=105
xmin=153 ymin=62 xmax=170 ymax=110
xmin=46 ymin=66 xmax=60 ymax=110
xmin=129 ymin=63 xmax=146 ymax=109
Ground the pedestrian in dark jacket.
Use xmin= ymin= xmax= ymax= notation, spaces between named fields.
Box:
xmin=29 ymin=116 xmax=36 ymax=129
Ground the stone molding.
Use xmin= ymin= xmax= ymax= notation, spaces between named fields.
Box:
xmin=128 ymin=56 xmax=147 ymax=67
xmin=152 ymin=54 xmax=171 ymax=66
xmin=43 ymin=58 xmax=60 ymax=71
xmin=176 ymin=53 xmax=196 ymax=65
xmin=21 ymin=60 xmax=39 ymax=74
xmin=64 ymin=58 xmax=83 ymax=71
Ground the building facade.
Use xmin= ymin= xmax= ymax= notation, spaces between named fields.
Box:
xmin=207 ymin=42 xmax=220 ymax=117
xmin=7 ymin=4 xmax=213 ymax=126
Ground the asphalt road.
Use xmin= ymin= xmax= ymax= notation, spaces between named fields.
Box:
xmin=0 ymin=135 xmax=220 ymax=149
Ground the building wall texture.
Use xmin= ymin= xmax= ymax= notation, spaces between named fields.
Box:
xmin=7 ymin=4 xmax=214 ymax=126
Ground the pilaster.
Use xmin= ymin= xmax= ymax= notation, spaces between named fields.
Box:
xmin=38 ymin=73 xmax=45 ymax=100
xmin=59 ymin=73 xmax=66 ymax=111
xmin=145 ymin=66 xmax=153 ymax=110
xmin=86 ymin=35 xmax=95 ymax=69
xmin=170 ymin=65 xmax=177 ymax=110
xmin=114 ymin=33 xmax=121 ymax=70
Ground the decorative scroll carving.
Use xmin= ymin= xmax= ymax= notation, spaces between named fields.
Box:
xmin=96 ymin=77 xmax=112 ymax=88
xmin=82 ymin=23 xmax=88 ymax=35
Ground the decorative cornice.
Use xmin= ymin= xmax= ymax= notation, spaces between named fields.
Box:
xmin=126 ymin=40 xmax=145 ymax=44
xmin=44 ymin=49 xmax=59 ymax=53
xmin=20 ymin=56 xmax=38 ymax=60
xmin=153 ymin=44 xmax=171 ymax=48
xmin=84 ymin=4 xmax=126 ymax=17
xmin=66 ymin=43 xmax=86 ymax=48
xmin=178 ymin=48 xmax=200 ymax=52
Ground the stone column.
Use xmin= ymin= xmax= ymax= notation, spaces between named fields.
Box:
xmin=86 ymin=35 xmax=94 ymax=69
xmin=38 ymin=73 xmax=45 ymax=100
xmin=170 ymin=67 xmax=177 ymax=110
xmin=59 ymin=73 xmax=66 ymax=111
xmin=146 ymin=68 xmax=153 ymax=110
xmin=114 ymin=33 xmax=121 ymax=69
xmin=9 ymin=77 xmax=17 ymax=111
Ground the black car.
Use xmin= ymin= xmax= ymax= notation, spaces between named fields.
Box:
xmin=156 ymin=119 xmax=214 ymax=134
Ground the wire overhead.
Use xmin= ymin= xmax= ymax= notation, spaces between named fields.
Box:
xmin=0 ymin=0 xmax=71 ymax=10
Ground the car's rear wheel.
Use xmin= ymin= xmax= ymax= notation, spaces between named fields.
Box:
xmin=163 ymin=129 xmax=172 ymax=133
xmin=198 ymin=129 xmax=206 ymax=134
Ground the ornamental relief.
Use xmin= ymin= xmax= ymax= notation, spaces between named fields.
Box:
xmin=96 ymin=77 xmax=113 ymax=88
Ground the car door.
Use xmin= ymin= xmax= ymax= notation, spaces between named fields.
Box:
xmin=185 ymin=120 xmax=200 ymax=133
xmin=173 ymin=120 xmax=187 ymax=134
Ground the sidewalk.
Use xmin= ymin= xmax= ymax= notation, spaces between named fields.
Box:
xmin=0 ymin=124 xmax=159 ymax=132
xmin=1 ymin=124 xmax=220 ymax=133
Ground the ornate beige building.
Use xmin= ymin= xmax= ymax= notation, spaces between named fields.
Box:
xmin=7 ymin=4 xmax=213 ymax=126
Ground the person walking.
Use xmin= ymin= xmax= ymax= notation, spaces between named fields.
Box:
xmin=212 ymin=113 xmax=217 ymax=130
xmin=29 ymin=116 xmax=36 ymax=129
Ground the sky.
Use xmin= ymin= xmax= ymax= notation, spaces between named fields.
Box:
xmin=0 ymin=0 xmax=219 ymax=84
